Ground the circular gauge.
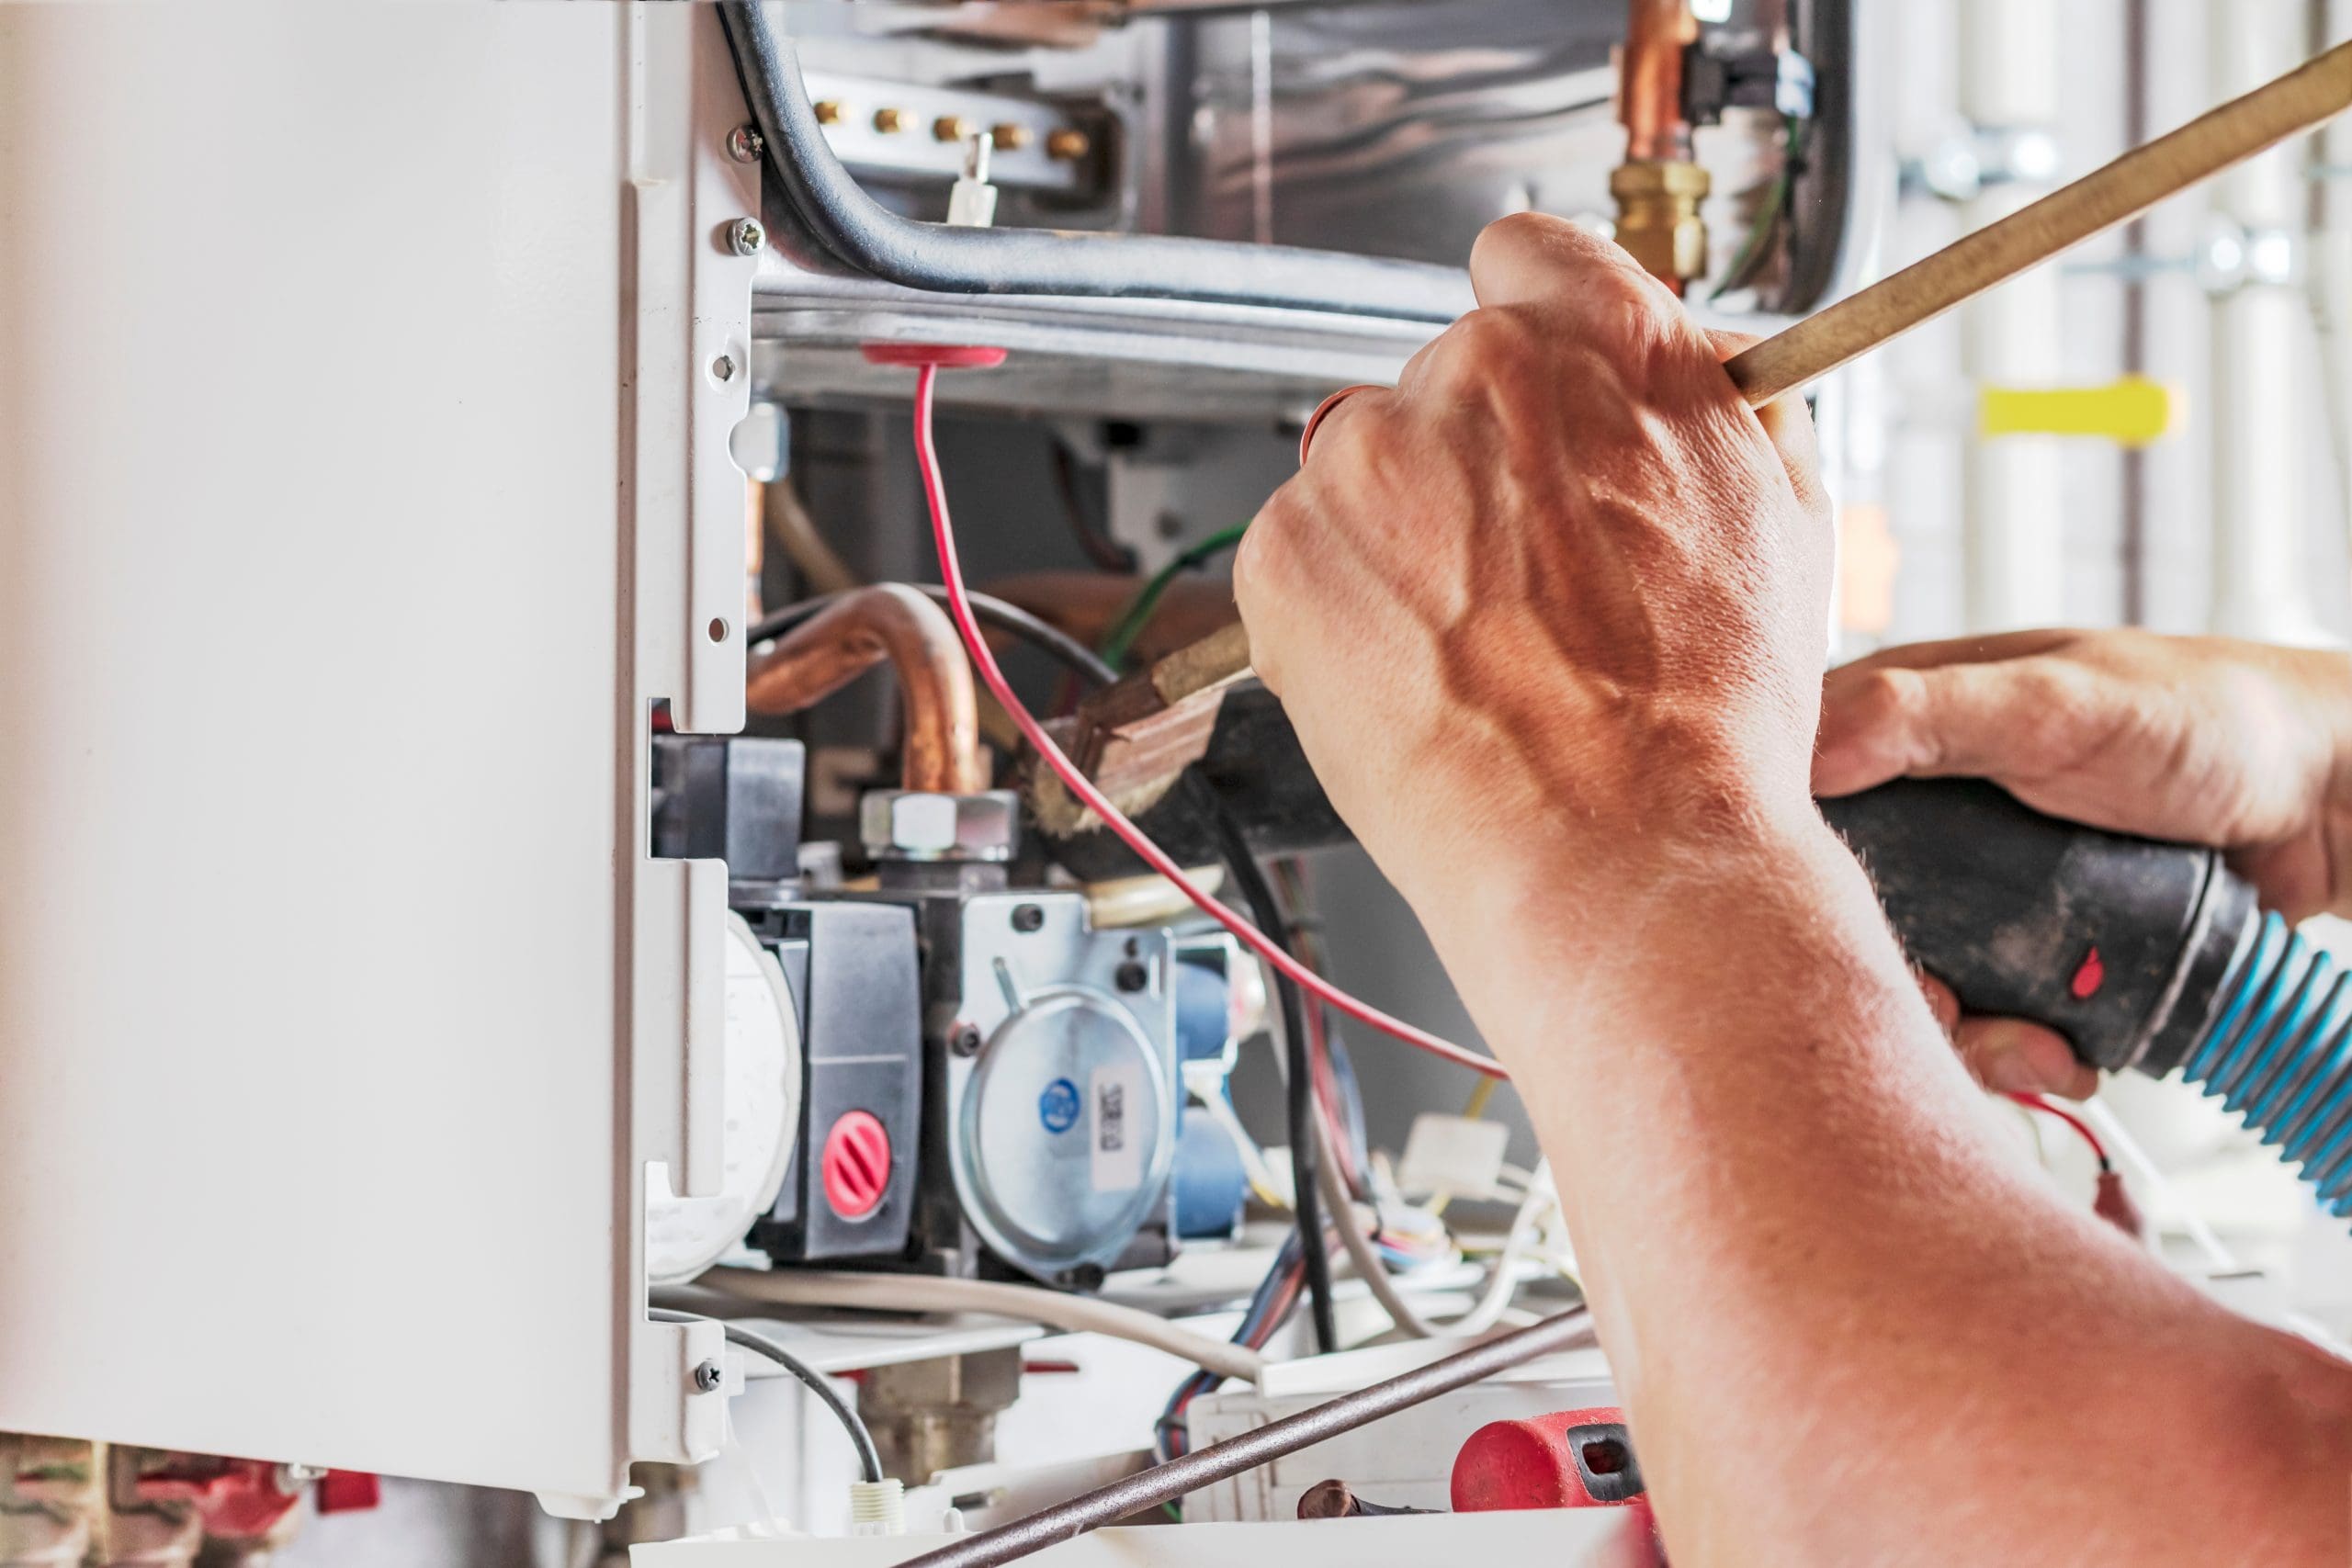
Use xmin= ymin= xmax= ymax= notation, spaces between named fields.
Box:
xmin=954 ymin=985 xmax=1175 ymax=1280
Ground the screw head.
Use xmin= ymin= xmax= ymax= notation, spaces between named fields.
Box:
xmin=692 ymin=1359 xmax=724 ymax=1393
xmin=728 ymin=217 xmax=766 ymax=257
xmin=812 ymin=99 xmax=844 ymax=127
xmin=726 ymin=124 xmax=765 ymax=164
xmin=873 ymin=107 xmax=910 ymax=134
xmin=951 ymin=1024 xmax=984 ymax=1057
xmin=1011 ymin=903 xmax=1046 ymax=933
xmin=1114 ymin=961 xmax=1148 ymax=993
xmin=1046 ymin=128 xmax=1091 ymax=163
xmin=990 ymin=122 xmax=1032 ymax=152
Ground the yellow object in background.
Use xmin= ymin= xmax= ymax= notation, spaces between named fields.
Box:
xmin=1978 ymin=374 xmax=2180 ymax=446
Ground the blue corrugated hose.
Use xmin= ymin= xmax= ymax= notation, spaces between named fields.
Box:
xmin=2180 ymin=913 xmax=2352 ymax=1216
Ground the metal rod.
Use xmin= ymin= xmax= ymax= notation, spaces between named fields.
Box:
xmin=1724 ymin=39 xmax=2352 ymax=404
xmin=889 ymin=1310 xmax=1598 ymax=1568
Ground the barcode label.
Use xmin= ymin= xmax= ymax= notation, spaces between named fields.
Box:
xmin=1090 ymin=1062 xmax=1145 ymax=1192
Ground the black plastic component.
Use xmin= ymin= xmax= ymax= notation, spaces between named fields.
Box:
xmin=749 ymin=901 xmax=925 ymax=1263
xmin=715 ymin=2 xmax=1474 ymax=324
xmin=1039 ymin=686 xmax=1351 ymax=880
xmin=652 ymin=736 xmax=805 ymax=893
xmin=1818 ymin=778 xmax=2256 ymax=1076
xmin=1562 ymin=1422 xmax=1645 ymax=1504
xmin=1683 ymin=43 xmax=1815 ymax=126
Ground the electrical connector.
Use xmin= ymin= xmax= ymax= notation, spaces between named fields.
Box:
xmin=849 ymin=1478 xmax=907 ymax=1536
xmin=947 ymin=133 xmax=998 ymax=230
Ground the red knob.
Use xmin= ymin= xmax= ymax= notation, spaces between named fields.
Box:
xmin=821 ymin=1111 xmax=892 ymax=1219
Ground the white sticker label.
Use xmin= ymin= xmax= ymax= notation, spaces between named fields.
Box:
xmin=1090 ymin=1061 xmax=1145 ymax=1193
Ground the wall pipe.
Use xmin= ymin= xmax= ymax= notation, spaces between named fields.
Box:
xmin=2208 ymin=0 xmax=2324 ymax=642
xmin=744 ymin=583 xmax=986 ymax=795
xmin=1959 ymin=0 xmax=2066 ymax=632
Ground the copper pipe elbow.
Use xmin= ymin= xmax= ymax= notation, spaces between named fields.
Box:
xmin=745 ymin=584 xmax=987 ymax=795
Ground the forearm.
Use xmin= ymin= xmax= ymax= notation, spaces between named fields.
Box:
xmin=1403 ymin=809 xmax=2352 ymax=1565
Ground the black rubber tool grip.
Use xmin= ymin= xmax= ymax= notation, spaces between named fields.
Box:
xmin=1818 ymin=778 xmax=2256 ymax=1075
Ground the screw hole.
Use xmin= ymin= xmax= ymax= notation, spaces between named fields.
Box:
xmin=1581 ymin=1439 xmax=1627 ymax=1476
xmin=708 ymin=617 xmax=729 ymax=643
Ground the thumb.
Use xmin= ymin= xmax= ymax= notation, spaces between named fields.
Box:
xmin=1814 ymin=657 xmax=2079 ymax=798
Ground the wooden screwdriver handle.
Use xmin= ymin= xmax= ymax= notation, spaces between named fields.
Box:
xmin=1724 ymin=39 xmax=2351 ymax=405
xmin=1065 ymin=40 xmax=2352 ymax=795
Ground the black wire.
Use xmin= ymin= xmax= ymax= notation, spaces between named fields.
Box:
xmin=1204 ymin=800 xmax=1339 ymax=1355
xmin=745 ymin=586 xmax=1117 ymax=688
xmin=650 ymin=1309 xmax=886 ymax=1484
xmin=1051 ymin=445 xmax=1136 ymax=574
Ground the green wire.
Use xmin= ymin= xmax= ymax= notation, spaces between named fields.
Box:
xmin=1710 ymin=114 xmax=1808 ymax=305
xmin=1100 ymin=521 xmax=1251 ymax=671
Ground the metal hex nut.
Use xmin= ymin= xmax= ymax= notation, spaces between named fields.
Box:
xmin=861 ymin=790 xmax=1020 ymax=863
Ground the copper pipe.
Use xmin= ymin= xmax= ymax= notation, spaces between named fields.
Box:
xmin=745 ymin=584 xmax=986 ymax=794
xmin=1620 ymin=0 xmax=1696 ymax=163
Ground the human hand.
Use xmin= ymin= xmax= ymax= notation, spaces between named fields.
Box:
xmin=1817 ymin=627 xmax=2352 ymax=1093
xmin=1233 ymin=215 xmax=1833 ymax=910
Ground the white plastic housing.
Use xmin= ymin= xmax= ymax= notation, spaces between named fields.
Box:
xmin=0 ymin=5 xmax=757 ymax=1517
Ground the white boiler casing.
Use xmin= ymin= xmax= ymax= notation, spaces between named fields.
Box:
xmin=0 ymin=5 xmax=759 ymax=1517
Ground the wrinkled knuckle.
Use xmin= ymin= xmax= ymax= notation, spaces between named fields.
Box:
xmin=1849 ymin=666 xmax=1928 ymax=734
xmin=1231 ymin=501 xmax=1294 ymax=601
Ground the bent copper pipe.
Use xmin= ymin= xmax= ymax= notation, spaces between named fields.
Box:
xmin=1620 ymin=0 xmax=1695 ymax=163
xmin=745 ymin=583 xmax=986 ymax=795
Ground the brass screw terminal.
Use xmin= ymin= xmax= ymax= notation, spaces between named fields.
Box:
xmin=812 ymin=99 xmax=843 ymax=127
xmin=872 ymin=107 xmax=909 ymax=134
xmin=989 ymin=121 xmax=1032 ymax=152
xmin=933 ymin=114 xmax=975 ymax=143
xmin=1046 ymin=127 xmax=1092 ymax=163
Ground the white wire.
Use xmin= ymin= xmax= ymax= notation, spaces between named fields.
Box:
xmin=2081 ymin=1098 xmax=2239 ymax=1272
xmin=1443 ymin=1161 xmax=1557 ymax=1338
xmin=695 ymin=1266 xmax=1268 ymax=1382
xmin=1185 ymin=1066 xmax=1290 ymax=1208
xmin=1312 ymin=1106 xmax=1449 ymax=1339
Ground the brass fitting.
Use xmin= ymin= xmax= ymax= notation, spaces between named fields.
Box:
xmin=1046 ymin=128 xmax=1092 ymax=163
xmin=1609 ymin=160 xmax=1712 ymax=290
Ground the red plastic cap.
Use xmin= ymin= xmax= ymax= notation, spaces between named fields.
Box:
xmin=821 ymin=1111 xmax=893 ymax=1219
xmin=1452 ymin=1406 xmax=1644 ymax=1513
xmin=316 ymin=1470 xmax=381 ymax=1515
xmin=859 ymin=343 xmax=1008 ymax=369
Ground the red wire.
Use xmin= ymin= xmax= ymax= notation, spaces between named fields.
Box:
xmin=2006 ymin=1091 xmax=2109 ymax=1168
xmin=910 ymin=365 xmax=1508 ymax=1080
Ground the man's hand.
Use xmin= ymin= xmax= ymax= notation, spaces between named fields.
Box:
xmin=1235 ymin=215 xmax=1833 ymax=917
xmin=1818 ymin=629 xmax=2352 ymax=1094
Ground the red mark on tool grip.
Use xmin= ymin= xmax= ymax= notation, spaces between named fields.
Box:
xmin=2070 ymin=946 xmax=2106 ymax=999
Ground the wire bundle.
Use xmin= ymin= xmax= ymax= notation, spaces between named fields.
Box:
xmin=1155 ymin=1232 xmax=1314 ymax=1465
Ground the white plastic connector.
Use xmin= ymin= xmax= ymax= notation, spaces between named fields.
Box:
xmin=1396 ymin=1112 xmax=1511 ymax=1201
xmin=947 ymin=133 xmax=999 ymax=229
xmin=848 ymin=1478 xmax=907 ymax=1536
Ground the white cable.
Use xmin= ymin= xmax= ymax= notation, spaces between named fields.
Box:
xmin=695 ymin=1266 xmax=1267 ymax=1382
xmin=1312 ymin=1108 xmax=1451 ymax=1338
xmin=1185 ymin=1068 xmax=1289 ymax=1208
xmin=2081 ymin=1098 xmax=2239 ymax=1272
xmin=1443 ymin=1162 xmax=1555 ymax=1338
